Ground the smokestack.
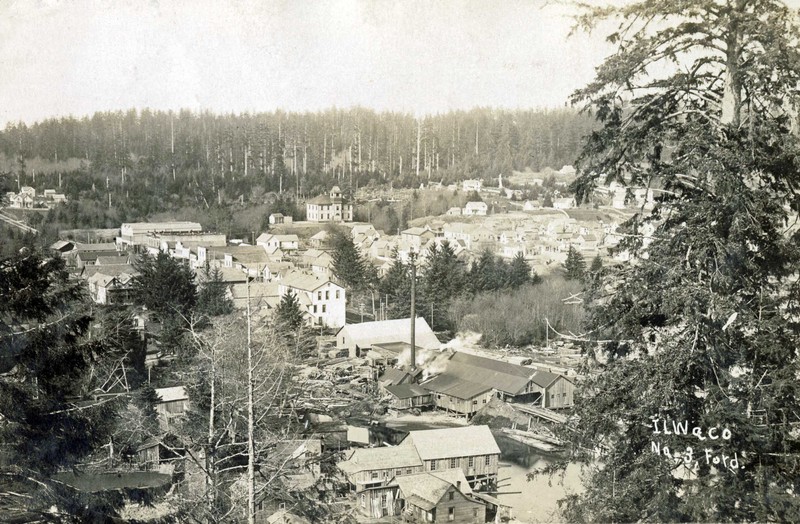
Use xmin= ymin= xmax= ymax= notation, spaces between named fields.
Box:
xmin=410 ymin=256 xmax=416 ymax=376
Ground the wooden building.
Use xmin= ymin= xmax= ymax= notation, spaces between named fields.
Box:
xmin=422 ymin=352 xmax=575 ymax=408
xmin=384 ymin=383 xmax=433 ymax=410
xmin=391 ymin=469 xmax=486 ymax=523
xmin=421 ymin=373 xmax=495 ymax=416
xmin=154 ymin=386 xmax=189 ymax=431
xmin=401 ymin=426 xmax=501 ymax=490
xmin=337 ymin=442 xmax=424 ymax=493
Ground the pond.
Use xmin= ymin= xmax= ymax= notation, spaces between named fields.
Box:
xmin=494 ymin=434 xmax=584 ymax=523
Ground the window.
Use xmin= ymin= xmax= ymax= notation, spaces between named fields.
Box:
xmin=448 ymin=507 xmax=455 ymax=521
xmin=313 ymin=305 xmax=317 ymax=313
xmin=450 ymin=458 xmax=457 ymax=468
xmin=406 ymin=468 xmax=412 ymax=474
xmin=448 ymin=491 xmax=454 ymax=501
xmin=371 ymin=472 xmax=378 ymax=480
xmin=326 ymin=290 xmax=329 ymax=300
xmin=430 ymin=460 xmax=436 ymax=471
xmin=317 ymin=291 xmax=322 ymax=300
xmin=482 ymin=398 xmax=487 ymax=404
xmin=473 ymin=400 xmax=478 ymax=405
xmin=396 ymin=469 xmax=403 ymax=476
xmin=473 ymin=508 xmax=479 ymax=518
xmin=336 ymin=290 xmax=340 ymax=299
xmin=485 ymin=455 xmax=491 ymax=466
xmin=361 ymin=494 xmax=366 ymax=508
xmin=322 ymin=304 xmax=326 ymax=313
xmin=468 ymin=457 xmax=474 ymax=468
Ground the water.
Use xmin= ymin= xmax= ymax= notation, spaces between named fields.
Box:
xmin=495 ymin=435 xmax=584 ymax=523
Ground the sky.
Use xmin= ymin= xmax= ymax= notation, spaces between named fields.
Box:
xmin=0 ymin=0 xmax=619 ymax=126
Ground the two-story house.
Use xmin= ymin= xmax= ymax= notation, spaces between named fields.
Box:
xmin=278 ymin=271 xmax=346 ymax=328
xmin=306 ymin=186 xmax=353 ymax=222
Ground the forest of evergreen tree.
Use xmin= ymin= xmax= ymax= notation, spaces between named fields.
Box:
xmin=0 ymin=107 xmax=591 ymax=227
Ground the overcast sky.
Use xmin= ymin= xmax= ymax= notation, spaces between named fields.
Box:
xmin=1 ymin=0 xmax=619 ymax=126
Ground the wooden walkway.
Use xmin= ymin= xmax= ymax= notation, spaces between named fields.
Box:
xmin=510 ymin=403 xmax=568 ymax=424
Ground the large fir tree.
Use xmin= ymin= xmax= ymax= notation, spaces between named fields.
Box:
xmin=560 ymin=1 xmax=800 ymax=522
xmin=0 ymin=250 xmax=120 ymax=519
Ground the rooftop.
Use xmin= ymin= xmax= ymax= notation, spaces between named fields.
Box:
xmin=337 ymin=442 xmax=422 ymax=474
xmin=403 ymin=425 xmax=500 ymax=461
xmin=337 ymin=317 xmax=440 ymax=350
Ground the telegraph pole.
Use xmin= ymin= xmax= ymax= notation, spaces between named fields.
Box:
xmin=409 ymin=252 xmax=417 ymax=374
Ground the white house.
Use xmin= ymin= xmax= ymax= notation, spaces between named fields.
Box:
xmin=462 ymin=179 xmax=483 ymax=192
xmin=256 ymin=233 xmax=299 ymax=252
xmin=552 ymin=197 xmax=575 ymax=210
xmin=268 ymin=213 xmax=293 ymax=225
xmin=278 ymin=271 xmax=346 ymax=328
xmin=463 ymin=201 xmax=488 ymax=216
xmin=306 ymin=186 xmax=353 ymax=223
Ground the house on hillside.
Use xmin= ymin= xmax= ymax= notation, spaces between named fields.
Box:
xmin=306 ymin=186 xmax=354 ymax=222
xmin=336 ymin=317 xmax=440 ymax=358
xmin=75 ymin=249 xmax=121 ymax=269
xmin=462 ymin=179 xmax=483 ymax=192
xmin=447 ymin=207 xmax=462 ymax=216
xmin=462 ymin=201 xmax=488 ymax=216
xmin=400 ymin=227 xmax=435 ymax=251
xmin=523 ymin=200 xmax=542 ymax=211
xmin=268 ymin=213 xmax=293 ymax=225
xmin=87 ymin=271 xmax=136 ymax=305
xmin=227 ymin=282 xmax=280 ymax=310
xmin=154 ymin=386 xmax=189 ymax=431
xmin=278 ymin=271 xmax=346 ymax=328
xmin=256 ymin=233 xmax=299 ymax=252
xmin=309 ymin=230 xmax=330 ymax=248
xmin=552 ymin=197 xmax=575 ymax=210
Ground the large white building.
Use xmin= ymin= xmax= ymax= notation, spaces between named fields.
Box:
xmin=306 ymin=186 xmax=353 ymax=223
xmin=278 ymin=271 xmax=346 ymax=328
xmin=118 ymin=222 xmax=203 ymax=248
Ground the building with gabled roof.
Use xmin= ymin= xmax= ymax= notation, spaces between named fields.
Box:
xmin=420 ymin=374 xmax=494 ymax=416
xmin=153 ymin=386 xmax=189 ymax=430
xmin=227 ymin=282 xmax=281 ymax=310
xmin=278 ymin=271 xmax=345 ymax=327
xmin=256 ymin=233 xmax=299 ymax=252
xmin=337 ymin=441 xmax=424 ymax=493
xmin=463 ymin=201 xmax=488 ymax=216
xmin=306 ymin=186 xmax=353 ymax=222
xmin=336 ymin=317 xmax=440 ymax=358
xmin=422 ymin=351 xmax=574 ymax=409
xmin=384 ymin=383 xmax=433 ymax=410
xmin=388 ymin=469 xmax=486 ymax=523
xmin=338 ymin=425 xmax=500 ymax=519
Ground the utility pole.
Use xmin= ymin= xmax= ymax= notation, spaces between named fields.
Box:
xmin=246 ymin=282 xmax=255 ymax=524
xmin=409 ymin=252 xmax=417 ymax=374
